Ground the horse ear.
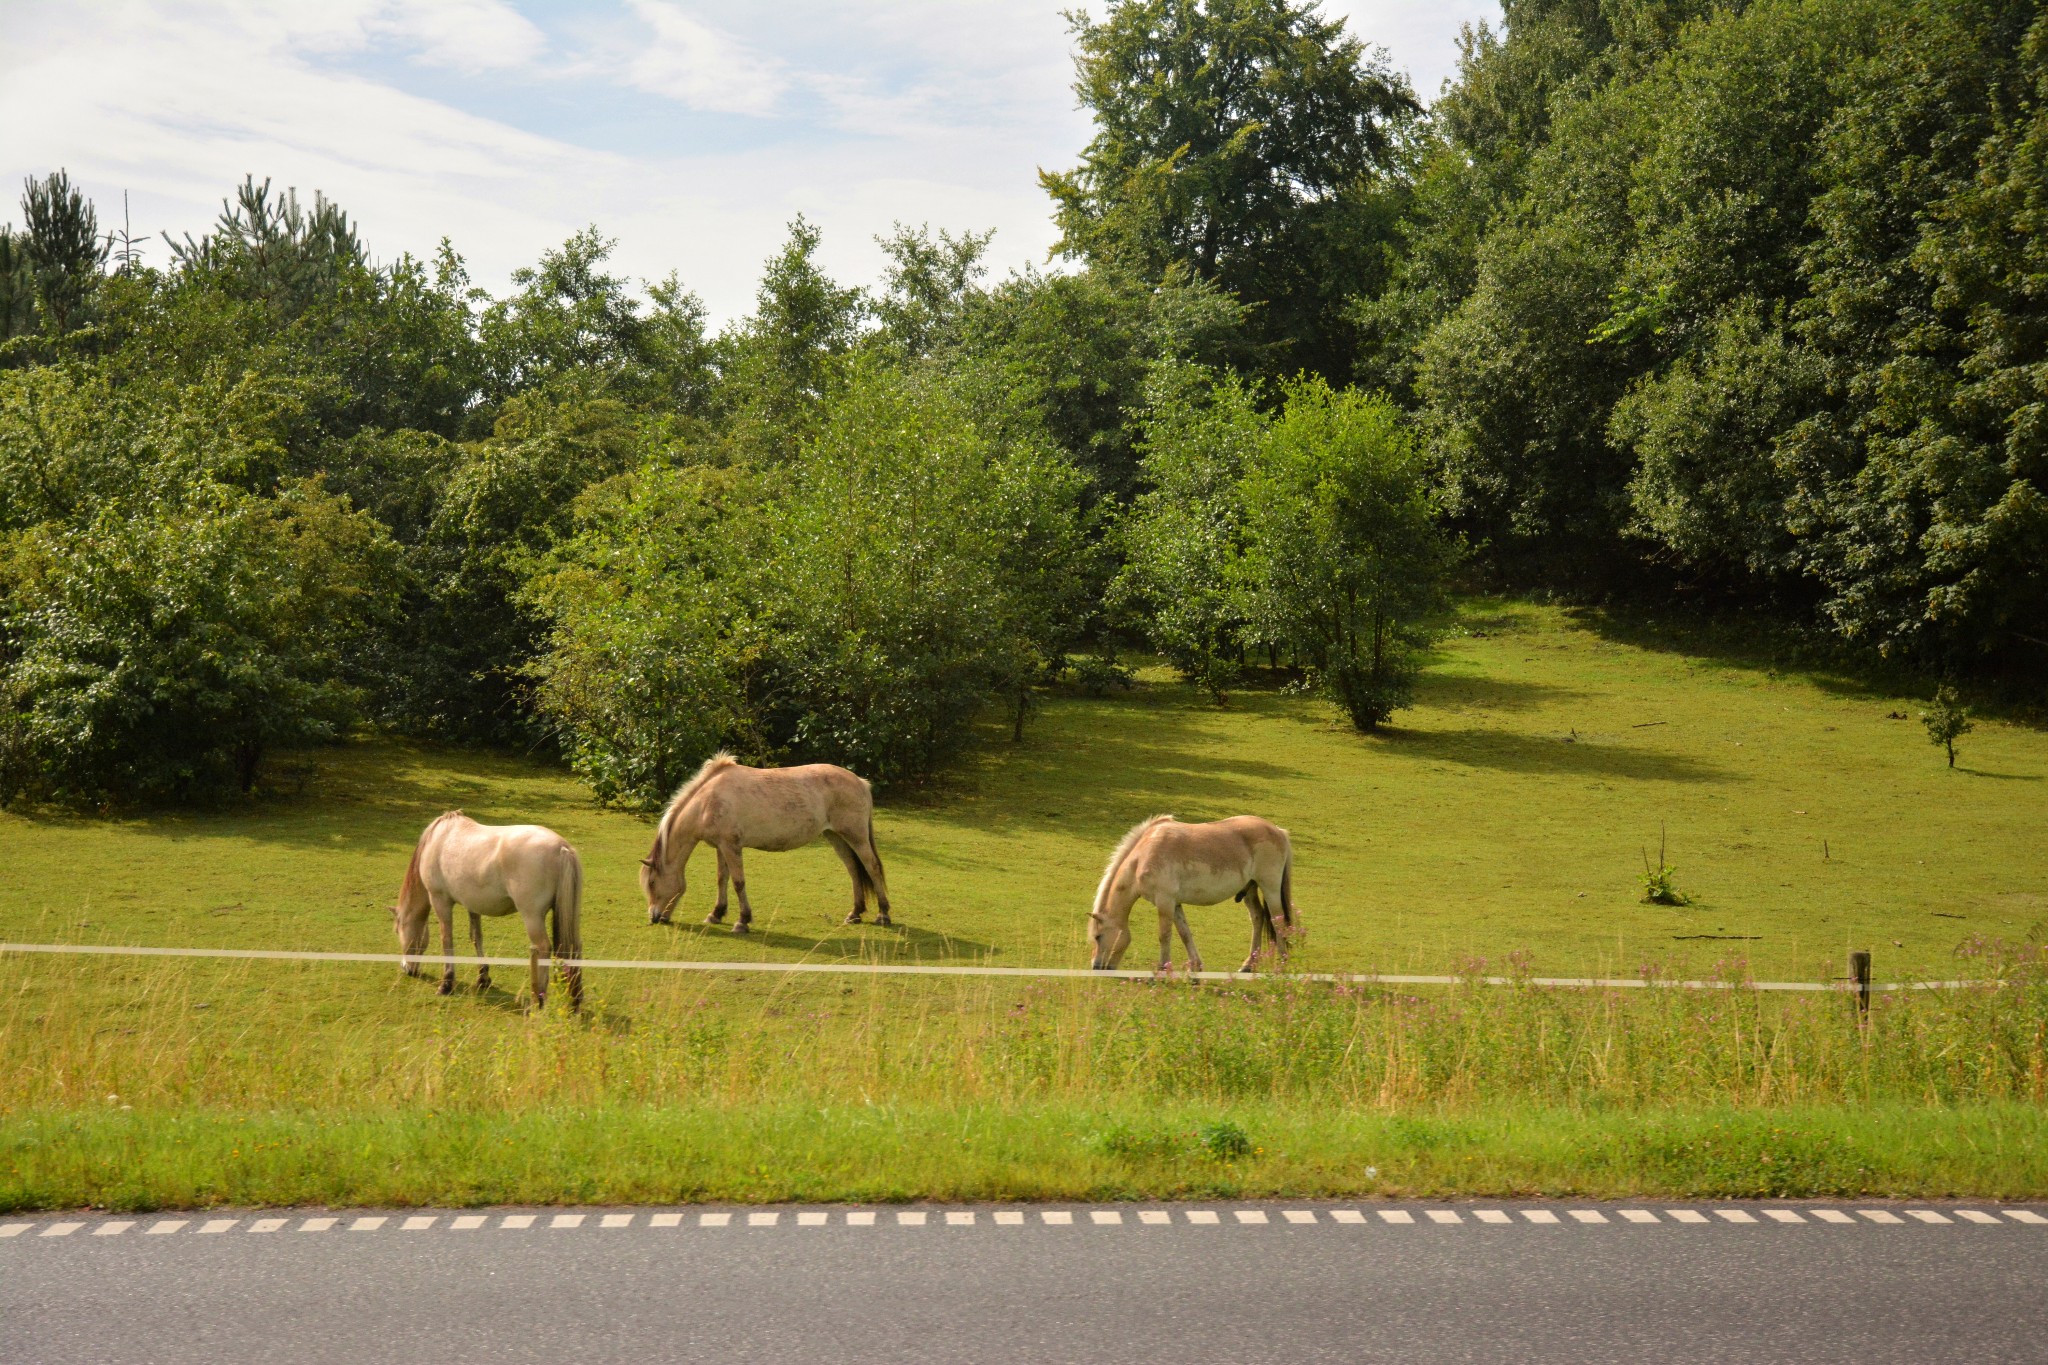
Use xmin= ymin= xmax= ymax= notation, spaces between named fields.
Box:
xmin=639 ymin=857 xmax=656 ymax=869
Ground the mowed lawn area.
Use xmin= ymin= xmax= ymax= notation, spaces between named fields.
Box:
xmin=3 ymin=599 xmax=2041 ymax=983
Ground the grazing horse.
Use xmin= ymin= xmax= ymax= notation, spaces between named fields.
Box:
xmin=393 ymin=811 xmax=584 ymax=1010
xmin=1088 ymin=815 xmax=1297 ymax=974
xmin=640 ymin=752 xmax=890 ymax=932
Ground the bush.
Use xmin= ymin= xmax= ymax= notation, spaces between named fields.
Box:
xmin=0 ymin=481 xmax=399 ymax=804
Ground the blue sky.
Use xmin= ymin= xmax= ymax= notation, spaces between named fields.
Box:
xmin=0 ymin=1 xmax=1496 ymax=323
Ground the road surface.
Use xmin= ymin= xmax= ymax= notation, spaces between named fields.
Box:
xmin=4 ymin=1199 xmax=2044 ymax=1363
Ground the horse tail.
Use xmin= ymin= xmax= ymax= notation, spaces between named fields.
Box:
xmin=1278 ymin=839 xmax=1296 ymax=929
xmin=1093 ymin=815 xmax=1173 ymax=919
xmin=864 ymin=810 xmax=886 ymax=894
xmin=552 ymin=846 xmax=583 ymax=956
xmin=553 ymin=844 xmax=584 ymax=1011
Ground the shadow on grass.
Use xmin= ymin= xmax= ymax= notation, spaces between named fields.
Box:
xmin=1564 ymin=603 xmax=1914 ymax=706
xmin=1416 ymin=672 xmax=1583 ymax=713
xmin=650 ymin=917 xmax=1001 ymax=963
xmin=1380 ymin=725 xmax=1732 ymax=784
xmin=1957 ymin=768 xmax=2043 ymax=782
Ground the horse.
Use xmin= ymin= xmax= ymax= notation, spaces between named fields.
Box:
xmin=1088 ymin=814 xmax=1297 ymax=974
xmin=392 ymin=811 xmax=584 ymax=1010
xmin=640 ymin=752 xmax=890 ymax=933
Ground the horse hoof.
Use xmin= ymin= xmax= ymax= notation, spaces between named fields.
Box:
xmin=732 ymin=922 xmax=751 ymax=935
xmin=875 ymin=914 xmax=893 ymax=927
xmin=704 ymin=914 xmax=724 ymax=926
xmin=845 ymin=913 xmax=864 ymax=925
xmin=436 ymin=979 xmax=453 ymax=996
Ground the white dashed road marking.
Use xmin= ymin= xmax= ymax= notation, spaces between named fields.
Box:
xmin=5 ymin=1204 xmax=2042 ymax=1242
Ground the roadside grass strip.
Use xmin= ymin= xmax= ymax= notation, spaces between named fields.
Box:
xmin=8 ymin=1205 xmax=2041 ymax=1239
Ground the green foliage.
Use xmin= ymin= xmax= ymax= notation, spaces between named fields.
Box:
xmin=0 ymin=481 xmax=400 ymax=805
xmin=1238 ymin=380 xmax=1455 ymax=730
xmin=524 ymin=464 xmax=758 ymax=806
xmin=1043 ymin=0 xmax=1416 ymax=379
xmin=1116 ymin=362 xmax=1265 ymax=699
xmin=17 ymin=171 xmax=109 ymax=339
xmin=1921 ymin=684 xmax=1974 ymax=767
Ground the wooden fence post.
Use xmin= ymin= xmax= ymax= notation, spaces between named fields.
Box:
xmin=1850 ymin=950 xmax=1872 ymax=1023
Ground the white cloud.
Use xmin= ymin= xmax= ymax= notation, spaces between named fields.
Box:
xmin=618 ymin=1 xmax=786 ymax=116
xmin=367 ymin=0 xmax=548 ymax=75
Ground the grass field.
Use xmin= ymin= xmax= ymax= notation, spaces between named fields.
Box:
xmin=4 ymin=599 xmax=2041 ymax=981
xmin=3 ymin=599 xmax=2045 ymax=1209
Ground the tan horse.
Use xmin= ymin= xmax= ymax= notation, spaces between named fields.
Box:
xmin=1088 ymin=815 xmax=1296 ymax=974
xmin=393 ymin=811 xmax=584 ymax=1010
xmin=640 ymin=752 xmax=890 ymax=932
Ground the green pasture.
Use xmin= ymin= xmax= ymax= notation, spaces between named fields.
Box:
xmin=5 ymin=599 xmax=2046 ymax=1208
xmin=2 ymin=600 xmax=2041 ymax=982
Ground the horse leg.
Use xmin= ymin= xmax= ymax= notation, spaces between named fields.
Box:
xmin=705 ymin=846 xmax=728 ymax=925
xmin=469 ymin=912 xmax=490 ymax=993
xmin=825 ymin=833 xmax=867 ymax=924
xmin=723 ymin=842 xmax=753 ymax=933
xmin=1172 ymin=903 xmax=1203 ymax=974
xmin=1240 ymin=886 xmax=1268 ymax=974
xmin=433 ymin=894 xmax=456 ymax=995
xmin=845 ymin=820 xmax=892 ymax=926
xmin=522 ymin=909 xmax=550 ymax=1009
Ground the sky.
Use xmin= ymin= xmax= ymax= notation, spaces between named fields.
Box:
xmin=0 ymin=1 xmax=1497 ymax=324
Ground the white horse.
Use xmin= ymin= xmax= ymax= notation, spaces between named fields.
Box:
xmin=1088 ymin=815 xmax=1297 ymax=973
xmin=640 ymin=752 xmax=891 ymax=932
xmin=393 ymin=811 xmax=584 ymax=1009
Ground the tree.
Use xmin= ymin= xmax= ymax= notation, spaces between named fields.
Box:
xmin=718 ymin=217 xmax=865 ymax=463
xmin=1116 ymin=361 xmax=1266 ymax=699
xmin=1922 ymin=684 xmax=1974 ymax=767
xmin=18 ymin=171 xmax=109 ymax=339
xmin=1042 ymin=0 xmax=1416 ymax=379
xmin=0 ymin=481 xmax=400 ymax=805
xmin=1239 ymin=379 xmax=1454 ymax=729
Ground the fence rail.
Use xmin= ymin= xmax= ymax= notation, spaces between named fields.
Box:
xmin=0 ymin=941 xmax=1992 ymax=991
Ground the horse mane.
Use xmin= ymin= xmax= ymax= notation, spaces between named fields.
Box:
xmin=1091 ymin=814 xmax=1175 ymax=919
xmin=399 ymin=810 xmax=465 ymax=907
xmin=651 ymin=752 xmax=738 ymax=858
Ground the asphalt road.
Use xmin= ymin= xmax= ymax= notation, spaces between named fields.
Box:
xmin=4 ymin=1200 xmax=2045 ymax=1364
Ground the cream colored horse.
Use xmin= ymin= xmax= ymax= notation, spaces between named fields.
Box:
xmin=640 ymin=752 xmax=890 ymax=932
xmin=393 ymin=811 xmax=583 ymax=1010
xmin=1088 ymin=815 xmax=1296 ymax=973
